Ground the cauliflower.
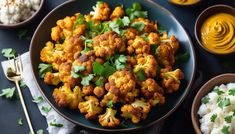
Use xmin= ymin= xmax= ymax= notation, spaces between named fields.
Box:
xmin=127 ymin=36 xmax=150 ymax=55
xmin=63 ymin=35 xmax=84 ymax=61
xmin=78 ymin=96 xmax=102 ymax=119
xmin=132 ymin=18 xmax=157 ymax=33
xmin=93 ymin=86 xmax=105 ymax=98
xmin=58 ymin=62 xmax=79 ymax=86
xmin=53 ymin=83 xmax=82 ymax=109
xmin=51 ymin=26 xmax=63 ymax=42
xmin=72 ymin=51 xmax=95 ymax=76
xmin=90 ymin=1 xmax=111 ymax=21
xmin=148 ymin=92 xmax=165 ymax=107
xmin=156 ymin=43 xmax=175 ymax=67
xmin=124 ymin=28 xmax=139 ymax=40
xmin=105 ymin=70 xmax=138 ymax=103
xmin=160 ymin=67 xmax=184 ymax=93
xmin=56 ymin=16 xmax=76 ymax=30
xmin=98 ymin=108 xmax=120 ymax=127
xmin=93 ymin=31 xmax=125 ymax=58
xmin=82 ymin=85 xmax=94 ymax=95
xmin=133 ymin=54 xmax=157 ymax=78
xmin=110 ymin=6 xmax=125 ymax=20
xmin=100 ymin=92 xmax=119 ymax=107
xmin=40 ymin=41 xmax=66 ymax=70
xmin=44 ymin=72 xmax=61 ymax=86
xmin=121 ymin=98 xmax=150 ymax=123
xmin=148 ymin=32 xmax=160 ymax=45
xmin=73 ymin=24 xmax=86 ymax=36
xmin=126 ymin=56 xmax=137 ymax=69
xmin=141 ymin=78 xmax=163 ymax=99
xmin=161 ymin=35 xmax=179 ymax=53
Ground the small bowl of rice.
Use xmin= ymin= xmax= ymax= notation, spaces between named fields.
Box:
xmin=192 ymin=73 xmax=235 ymax=134
xmin=0 ymin=0 xmax=44 ymax=28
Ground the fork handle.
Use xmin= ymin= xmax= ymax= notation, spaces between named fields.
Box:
xmin=15 ymin=81 xmax=35 ymax=134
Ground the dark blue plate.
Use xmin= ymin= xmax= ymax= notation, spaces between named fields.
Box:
xmin=30 ymin=0 xmax=196 ymax=132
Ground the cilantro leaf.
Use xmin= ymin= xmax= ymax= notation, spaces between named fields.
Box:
xmin=93 ymin=61 xmax=105 ymax=76
xmin=73 ymin=14 xmax=85 ymax=29
xmin=41 ymin=106 xmax=51 ymax=115
xmin=73 ymin=65 xmax=86 ymax=73
xmin=131 ymin=22 xmax=145 ymax=32
xmin=232 ymin=109 xmax=235 ymax=116
xmin=157 ymin=26 xmax=167 ymax=35
xmin=224 ymin=115 xmax=232 ymax=123
xmin=95 ymin=77 xmax=104 ymax=87
xmin=201 ymin=96 xmax=210 ymax=104
xmin=102 ymin=62 xmax=116 ymax=78
xmin=32 ymin=96 xmax=43 ymax=103
xmin=49 ymin=120 xmax=63 ymax=127
xmin=1 ymin=48 xmax=16 ymax=58
xmin=151 ymin=44 xmax=158 ymax=54
xmin=36 ymin=129 xmax=43 ymax=134
xmin=229 ymin=88 xmax=235 ymax=96
xmin=213 ymin=87 xmax=224 ymax=95
xmin=175 ymin=52 xmax=190 ymax=62
xmin=81 ymin=74 xmax=94 ymax=86
xmin=126 ymin=2 xmax=148 ymax=20
xmin=210 ymin=114 xmax=217 ymax=122
xmin=218 ymin=98 xmax=231 ymax=109
xmin=20 ymin=80 xmax=27 ymax=88
xmin=133 ymin=11 xmax=148 ymax=18
xmin=38 ymin=63 xmax=52 ymax=78
xmin=221 ymin=125 xmax=230 ymax=134
xmin=122 ymin=16 xmax=130 ymax=26
xmin=114 ymin=55 xmax=127 ymax=70
xmin=18 ymin=117 xmax=23 ymax=126
xmin=107 ymin=100 xmax=113 ymax=108
xmin=136 ymin=70 xmax=146 ymax=81
xmin=0 ymin=87 xmax=16 ymax=99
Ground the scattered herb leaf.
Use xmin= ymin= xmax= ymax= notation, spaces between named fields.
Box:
xmin=38 ymin=63 xmax=52 ymax=78
xmin=114 ymin=55 xmax=127 ymax=70
xmin=224 ymin=115 xmax=232 ymax=123
xmin=17 ymin=29 xmax=28 ymax=40
xmin=119 ymin=120 xmax=128 ymax=128
xmin=0 ymin=87 xmax=16 ymax=99
xmin=20 ymin=80 xmax=27 ymax=88
xmin=107 ymin=100 xmax=113 ymax=108
xmin=18 ymin=117 xmax=23 ymax=126
xmin=228 ymin=88 xmax=235 ymax=96
xmin=1 ymin=48 xmax=16 ymax=58
xmin=73 ymin=65 xmax=86 ymax=73
xmin=41 ymin=106 xmax=51 ymax=115
xmin=49 ymin=120 xmax=63 ymax=127
xmin=95 ymin=77 xmax=104 ymax=87
xmin=36 ymin=129 xmax=43 ymax=134
xmin=221 ymin=125 xmax=230 ymax=134
xmin=81 ymin=74 xmax=94 ymax=86
xmin=32 ymin=96 xmax=43 ymax=103
xmin=131 ymin=22 xmax=145 ymax=32
xmin=218 ymin=98 xmax=231 ymax=109
xmin=201 ymin=96 xmax=210 ymax=104
xmin=73 ymin=14 xmax=85 ymax=29
xmin=151 ymin=44 xmax=158 ymax=55
xmin=210 ymin=114 xmax=217 ymax=122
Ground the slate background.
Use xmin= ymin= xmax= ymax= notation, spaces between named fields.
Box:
xmin=0 ymin=0 xmax=234 ymax=134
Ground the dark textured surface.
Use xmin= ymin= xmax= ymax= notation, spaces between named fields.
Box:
xmin=0 ymin=0 xmax=234 ymax=134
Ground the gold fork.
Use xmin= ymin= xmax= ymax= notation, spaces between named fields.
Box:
xmin=4 ymin=55 xmax=35 ymax=134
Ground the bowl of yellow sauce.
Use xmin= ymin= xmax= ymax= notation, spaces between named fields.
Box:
xmin=168 ymin=0 xmax=202 ymax=6
xmin=195 ymin=5 xmax=235 ymax=55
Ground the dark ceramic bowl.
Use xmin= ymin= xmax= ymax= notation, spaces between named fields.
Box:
xmin=191 ymin=73 xmax=235 ymax=134
xmin=0 ymin=0 xmax=44 ymax=29
xmin=30 ymin=0 xmax=196 ymax=132
xmin=168 ymin=0 xmax=203 ymax=7
xmin=195 ymin=5 xmax=235 ymax=55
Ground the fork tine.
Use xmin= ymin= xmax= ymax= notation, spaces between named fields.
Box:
xmin=17 ymin=54 xmax=23 ymax=73
xmin=14 ymin=55 xmax=23 ymax=76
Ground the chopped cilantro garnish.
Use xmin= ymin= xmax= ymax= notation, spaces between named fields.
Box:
xmin=73 ymin=65 xmax=86 ymax=73
xmin=41 ymin=106 xmax=51 ymax=115
xmin=81 ymin=74 xmax=94 ymax=86
xmin=157 ymin=26 xmax=167 ymax=36
xmin=38 ymin=63 xmax=52 ymax=78
xmin=126 ymin=2 xmax=148 ymax=20
xmin=228 ymin=88 xmax=235 ymax=96
xmin=232 ymin=109 xmax=235 ymax=116
xmin=95 ymin=77 xmax=104 ymax=87
xmin=73 ymin=14 xmax=85 ymax=29
xmin=131 ymin=22 xmax=145 ymax=32
xmin=20 ymin=80 xmax=27 ymax=88
xmin=218 ymin=98 xmax=231 ymax=109
xmin=93 ymin=61 xmax=105 ymax=76
xmin=0 ymin=87 xmax=16 ymax=99
xmin=18 ymin=117 xmax=23 ymax=126
xmin=201 ymin=96 xmax=210 ymax=104
xmin=1 ymin=48 xmax=16 ymax=58
xmin=49 ymin=119 xmax=63 ymax=127
xmin=136 ymin=69 xmax=146 ymax=81
xmin=175 ymin=52 xmax=190 ymax=62
xmin=210 ymin=114 xmax=217 ymax=122
xmin=36 ymin=129 xmax=43 ymax=134
xmin=107 ymin=100 xmax=113 ymax=108
xmin=114 ymin=55 xmax=127 ymax=70
xmin=221 ymin=125 xmax=230 ymax=134
xmin=32 ymin=96 xmax=43 ymax=103
xmin=224 ymin=115 xmax=232 ymax=123
xmin=213 ymin=87 xmax=224 ymax=95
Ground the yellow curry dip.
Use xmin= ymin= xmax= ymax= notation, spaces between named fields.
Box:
xmin=201 ymin=13 xmax=235 ymax=54
xmin=170 ymin=0 xmax=200 ymax=5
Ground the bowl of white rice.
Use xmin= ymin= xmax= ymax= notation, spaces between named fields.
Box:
xmin=0 ymin=0 xmax=44 ymax=28
xmin=192 ymin=73 xmax=235 ymax=134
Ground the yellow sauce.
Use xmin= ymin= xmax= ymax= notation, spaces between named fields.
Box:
xmin=201 ymin=13 xmax=235 ymax=54
xmin=170 ymin=0 xmax=200 ymax=5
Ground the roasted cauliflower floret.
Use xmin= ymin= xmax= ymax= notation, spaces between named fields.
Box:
xmin=157 ymin=43 xmax=175 ymax=67
xmin=148 ymin=32 xmax=160 ymax=45
xmin=94 ymin=86 xmax=105 ymax=98
xmin=44 ymin=72 xmax=61 ymax=86
xmin=127 ymin=36 xmax=150 ymax=55
xmin=78 ymin=96 xmax=102 ymax=119
xmin=126 ymin=56 xmax=137 ymax=68
xmin=58 ymin=62 xmax=79 ymax=86
xmin=63 ymin=35 xmax=84 ymax=61
xmin=110 ymin=6 xmax=125 ymax=20
xmin=141 ymin=78 xmax=163 ymax=99
xmin=98 ymin=108 xmax=120 ymax=127
xmin=90 ymin=1 xmax=111 ymax=21
xmin=93 ymin=31 xmax=125 ymax=58
xmin=82 ymin=85 xmax=94 ymax=95
xmin=100 ymin=92 xmax=119 ymax=107
xmin=72 ymin=51 xmax=95 ymax=76
xmin=133 ymin=54 xmax=157 ymax=78
xmin=51 ymin=26 xmax=63 ymax=42
xmin=160 ymin=67 xmax=184 ymax=93
xmin=161 ymin=35 xmax=179 ymax=53
xmin=132 ymin=18 xmax=157 ymax=33
xmin=105 ymin=70 xmax=137 ymax=103
xmin=56 ymin=16 xmax=76 ymax=30
xmin=121 ymin=98 xmax=150 ymax=123
xmin=53 ymin=83 xmax=82 ymax=109
xmin=148 ymin=92 xmax=165 ymax=107
xmin=124 ymin=28 xmax=139 ymax=40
